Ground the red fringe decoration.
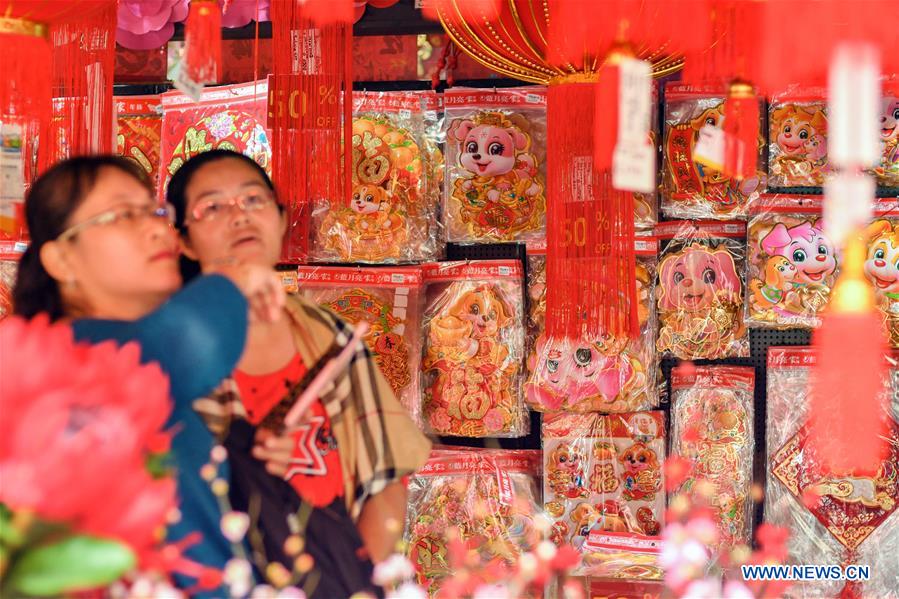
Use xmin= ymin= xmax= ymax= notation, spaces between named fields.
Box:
xmin=809 ymin=239 xmax=889 ymax=476
xmin=722 ymin=81 xmax=758 ymax=181
xmin=184 ymin=0 xmax=222 ymax=84
xmin=270 ymin=0 xmax=353 ymax=262
xmin=546 ymin=82 xmax=637 ymax=341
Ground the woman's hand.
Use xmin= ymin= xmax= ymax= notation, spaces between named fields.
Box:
xmin=252 ymin=427 xmax=295 ymax=477
xmin=212 ymin=262 xmax=285 ymax=323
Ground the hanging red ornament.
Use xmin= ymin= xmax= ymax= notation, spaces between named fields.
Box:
xmin=184 ymin=0 xmax=222 ymax=84
xmin=722 ymin=79 xmax=759 ymax=181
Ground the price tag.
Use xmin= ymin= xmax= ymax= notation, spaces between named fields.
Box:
xmin=693 ymin=124 xmax=725 ymax=172
xmin=617 ymin=57 xmax=652 ymax=144
xmin=170 ymin=63 xmax=204 ymax=102
xmin=391 ymin=273 xmax=406 ymax=284
xmin=613 ymin=143 xmax=656 ymax=193
xmin=526 ymin=93 xmax=542 ymax=104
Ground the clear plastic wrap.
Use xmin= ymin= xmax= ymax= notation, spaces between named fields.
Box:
xmin=633 ymin=82 xmax=660 ymax=231
xmin=654 ymin=221 xmax=749 ymax=360
xmin=876 ymin=95 xmax=899 ymax=187
xmin=542 ymin=411 xmax=666 ymax=556
xmin=864 ymin=200 xmax=899 ymax=347
xmin=580 ymin=532 xmax=663 ymax=582
xmin=662 ymin=84 xmax=765 ymax=220
xmin=746 ymin=194 xmax=839 ymax=329
xmin=296 ymin=265 xmax=422 ymax=422
xmin=0 ymin=241 xmax=24 ymax=322
xmin=421 ymin=91 xmax=446 ymax=257
xmin=768 ymin=90 xmax=830 ymax=188
xmin=443 ymin=87 xmax=547 ymax=243
xmin=311 ymin=91 xmax=441 ymax=264
xmin=404 ymin=448 xmax=543 ymax=596
xmin=421 ymin=261 xmax=527 ymax=437
xmin=765 ymin=347 xmax=899 ymax=598
xmin=670 ymin=365 xmax=755 ymax=550
xmin=524 ymin=237 xmax=659 ymax=413
xmin=525 ymin=246 xmax=546 ymax=383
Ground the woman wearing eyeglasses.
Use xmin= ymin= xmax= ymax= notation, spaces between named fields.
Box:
xmin=12 ymin=155 xmax=286 ymax=596
xmin=167 ymin=149 xmax=430 ymax=598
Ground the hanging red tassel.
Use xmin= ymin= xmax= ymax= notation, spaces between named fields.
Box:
xmin=809 ymin=236 xmax=889 ymax=476
xmin=184 ymin=0 xmax=222 ymax=84
xmin=722 ymin=80 xmax=759 ymax=181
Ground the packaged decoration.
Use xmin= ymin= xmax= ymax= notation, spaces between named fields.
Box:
xmin=444 ymin=87 xmax=547 ymax=243
xmin=765 ymin=347 xmax=899 ymax=599
xmin=864 ymin=201 xmax=899 ymax=347
xmin=633 ymin=81 xmax=660 ymax=231
xmin=670 ymin=365 xmax=755 ymax=550
xmin=654 ymin=221 xmax=748 ymax=360
xmin=296 ymin=265 xmax=422 ymax=421
xmin=525 ymin=244 xmax=546 ymax=382
xmin=115 ymin=95 xmax=163 ymax=186
xmin=312 ymin=91 xmax=441 ymax=263
xmin=159 ymin=80 xmax=271 ymax=203
xmin=876 ymin=95 xmax=899 ymax=187
xmin=0 ymin=122 xmax=26 ymax=240
xmin=768 ymin=90 xmax=829 ymax=188
xmin=0 ymin=240 xmax=25 ymax=321
xmin=746 ymin=195 xmax=839 ymax=329
xmin=662 ymin=84 xmax=765 ymax=220
xmin=525 ymin=236 xmax=659 ymax=413
xmin=580 ymin=531 xmax=663 ymax=582
xmin=405 ymin=449 xmax=542 ymax=596
xmin=542 ymin=411 xmax=666 ymax=553
xmin=421 ymin=260 xmax=527 ymax=438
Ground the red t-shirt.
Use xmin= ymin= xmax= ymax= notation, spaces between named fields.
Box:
xmin=234 ymin=354 xmax=344 ymax=508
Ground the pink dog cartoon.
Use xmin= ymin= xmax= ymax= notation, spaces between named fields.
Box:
xmin=761 ymin=221 xmax=836 ymax=285
xmin=449 ymin=112 xmax=545 ymax=239
xmin=525 ymin=336 xmax=642 ymax=412
xmin=658 ymin=244 xmax=742 ymax=312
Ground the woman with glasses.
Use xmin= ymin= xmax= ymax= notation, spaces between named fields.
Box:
xmin=12 ymin=155 xmax=286 ymax=596
xmin=167 ymin=149 xmax=430 ymax=598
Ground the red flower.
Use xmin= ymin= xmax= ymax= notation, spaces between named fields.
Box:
xmin=0 ymin=316 xmax=175 ymax=561
xmin=755 ymin=523 xmax=790 ymax=562
xmin=664 ymin=455 xmax=694 ymax=492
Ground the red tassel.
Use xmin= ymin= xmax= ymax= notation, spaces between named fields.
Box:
xmin=184 ymin=0 xmax=222 ymax=84
xmin=722 ymin=81 xmax=759 ymax=181
xmin=809 ymin=237 xmax=889 ymax=476
xmin=594 ymin=62 xmax=620 ymax=173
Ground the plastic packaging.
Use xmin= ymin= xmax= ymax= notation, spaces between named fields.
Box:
xmin=443 ymin=87 xmax=547 ymax=243
xmin=768 ymin=90 xmax=829 ymax=188
xmin=580 ymin=532 xmax=663 ymax=582
xmin=876 ymin=95 xmax=899 ymax=187
xmin=864 ymin=200 xmax=899 ymax=347
xmin=662 ymin=84 xmax=765 ymax=220
xmin=405 ymin=448 xmax=543 ymax=596
xmin=654 ymin=221 xmax=749 ymax=359
xmin=296 ymin=265 xmax=422 ymax=421
xmin=542 ymin=411 xmax=666 ymax=554
xmin=765 ymin=347 xmax=899 ymax=598
xmin=114 ymin=95 xmax=163 ymax=186
xmin=311 ymin=91 xmax=441 ymax=264
xmin=525 ymin=245 xmax=547 ymax=383
xmin=0 ymin=240 xmax=25 ymax=321
xmin=670 ymin=365 xmax=755 ymax=550
xmin=746 ymin=194 xmax=839 ymax=329
xmin=421 ymin=260 xmax=527 ymax=438
xmin=525 ymin=237 xmax=659 ymax=413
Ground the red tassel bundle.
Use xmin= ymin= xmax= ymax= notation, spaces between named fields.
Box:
xmin=184 ymin=0 xmax=222 ymax=84
xmin=593 ymin=61 xmax=620 ymax=173
xmin=809 ymin=237 xmax=889 ymax=476
xmin=722 ymin=80 xmax=759 ymax=181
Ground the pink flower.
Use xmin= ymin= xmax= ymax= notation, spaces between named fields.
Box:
xmin=682 ymin=578 xmax=722 ymax=599
xmin=116 ymin=0 xmax=189 ymax=50
xmin=483 ymin=408 xmax=505 ymax=432
xmin=429 ymin=408 xmax=452 ymax=432
xmin=221 ymin=0 xmax=270 ymax=28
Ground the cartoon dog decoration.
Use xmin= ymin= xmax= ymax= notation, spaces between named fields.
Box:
xmin=864 ymin=218 xmax=899 ymax=346
xmin=619 ymin=442 xmax=662 ymax=502
xmin=319 ymin=183 xmax=407 ymax=262
xmin=449 ymin=112 xmax=545 ymax=240
xmin=769 ymin=104 xmax=829 ymax=186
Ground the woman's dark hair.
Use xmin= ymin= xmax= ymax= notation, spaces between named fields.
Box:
xmin=13 ymin=155 xmax=153 ymax=321
xmin=166 ymin=149 xmax=277 ymax=234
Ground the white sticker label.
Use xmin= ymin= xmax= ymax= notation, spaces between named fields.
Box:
xmin=398 ymin=109 xmax=412 ymax=120
xmin=526 ymin=93 xmax=542 ymax=104
xmin=498 ymin=266 xmax=511 ymax=276
xmin=612 ymin=143 xmax=656 ymax=193
xmin=693 ymin=124 xmax=725 ymax=172
xmin=390 ymin=273 xmax=406 ymax=284
xmin=724 ymin=224 xmax=742 ymax=234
